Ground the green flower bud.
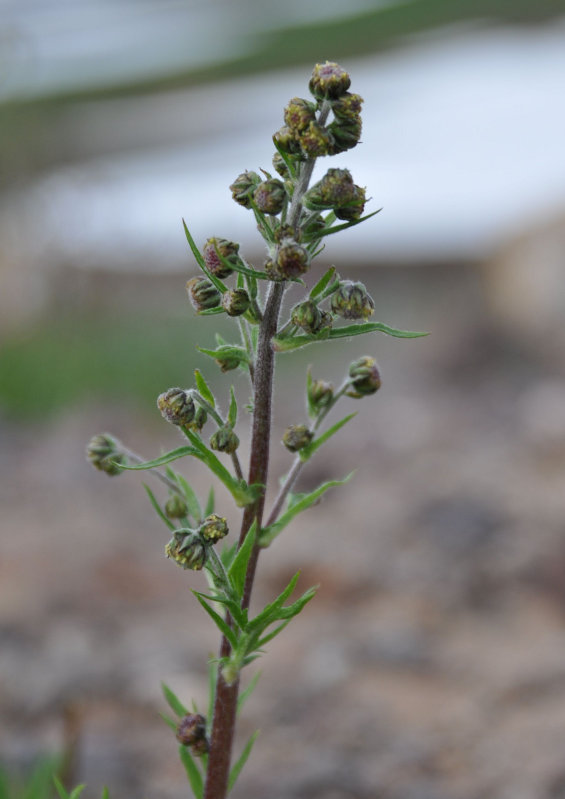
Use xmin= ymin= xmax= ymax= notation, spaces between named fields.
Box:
xmin=348 ymin=356 xmax=382 ymax=397
xmin=328 ymin=118 xmax=362 ymax=153
xmin=86 ymin=433 xmax=124 ymax=476
xmin=331 ymin=92 xmax=363 ymax=121
xmin=221 ymin=288 xmax=250 ymax=317
xmin=157 ymin=387 xmax=196 ymax=426
xmin=165 ymin=531 xmax=207 ymax=570
xmin=199 ymin=513 xmax=229 ymax=543
xmin=282 ymin=424 xmax=314 ymax=453
xmin=209 ymin=426 xmax=240 ymax=454
xmin=303 ymin=168 xmax=356 ymax=211
xmin=253 ymin=178 xmax=286 ymax=215
xmin=209 ymin=345 xmax=247 ymax=372
xmin=185 ymin=405 xmax=208 ymax=432
xmin=330 ymin=280 xmax=374 ymax=320
xmin=284 ymin=97 xmax=316 ymax=132
xmin=291 ymin=300 xmax=323 ymax=334
xmin=273 ymin=223 xmax=298 ymax=244
xmin=308 ymin=378 xmax=334 ymax=413
xmin=334 ymin=184 xmax=366 ymax=221
xmin=309 ymin=61 xmax=351 ymax=100
xmin=275 ymin=238 xmax=311 ymax=279
xmin=272 ymin=151 xmax=290 ymax=178
xmin=273 ymin=126 xmax=301 ymax=155
xmin=165 ymin=495 xmax=189 ymax=519
xmin=264 ymin=257 xmax=284 ymax=282
xmin=186 ymin=277 xmax=221 ymax=312
xmin=203 ymin=238 xmax=240 ymax=278
xmin=298 ymin=121 xmax=333 ymax=158
xmin=230 ymin=170 xmax=261 ymax=208
xmin=176 ymin=713 xmax=209 ymax=755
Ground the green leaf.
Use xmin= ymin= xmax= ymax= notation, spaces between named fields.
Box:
xmin=69 ymin=787 xmax=86 ymax=799
xmin=176 ymin=474 xmax=202 ymax=524
xmin=53 ymin=778 xmax=70 ymax=799
xmin=143 ymin=484 xmax=176 ymax=530
xmin=302 ymin=209 xmax=381 ymax=242
xmin=197 ymin=344 xmax=249 ymax=366
xmin=179 ymin=745 xmax=203 ymax=799
xmin=160 ymin=712 xmax=179 ymax=732
xmin=119 ymin=446 xmax=198 ymax=471
xmin=228 ymin=730 xmax=260 ymax=792
xmin=272 ymin=135 xmax=297 ymax=178
xmin=194 ymin=592 xmax=247 ymax=630
xmin=228 ymin=386 xmax=238 ymax=428
xmin=193 ymin=592 xmax=238 ymax=649
xmin=256 ymin=620 xmax=290 ymax=648
xmin=182 ymin=219 xmax=227 ymax=294
xmin=194 ymin=369 xmax=216 ymax=409
xmin=309 ymin=266 xmax=336 ymax=300
xmin=196 ymin=306 xmax=225 ymax=316
xmin=247 ymin=572 xmax=301 ymax=633
xmin=273 ymin=321 xmax=428 ymax=352
xmin=204 ymin=485 xmax=215 ymax=516
xmin=300 ymin=415 xmax=357 ymax=461
xmin=227 ymin=520 xmax=257 ymax=599
xmin=259 ymin=473 xmax=354 ymax=547
xmin=101 ymin=789 xmax=110 ymax=799
xmin=162 ymin=682 xmax=189 ymax=717
xmin=237 ymin=670 xmax=261 ymax=714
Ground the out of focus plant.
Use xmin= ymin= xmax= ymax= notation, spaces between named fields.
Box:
xmin=86 ymin=61 xmax=424 ymax=799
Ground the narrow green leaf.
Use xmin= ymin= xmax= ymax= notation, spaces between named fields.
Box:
xmin=302 ymin=209 xmax=381 ymax=242
xmin=120 ymin=446 xmax=198 ymax=471
xmin=228 ymin=386 xmax=238 ymax=428
xmin=247 ymin=572 xmax=301 ymax=633
xmin=194 ymin=369 xmax=216 ymax=408
xmin=182 ymin=219 xmax=227 ymax=294
xmin=193 ymin=592 xmax=238 ymax=649
xmin=272 ymin=135 xmax=297 ymax=178
xmin=143 ymin=484 xmax=175 ymax=530
xmin=176 ymin=474 xmax=202 ymax=524
xmin=237 ymin=670 xmax=261 ymax=714
xmin=196 ymin=306 xmax=225 ymax=316
xmin=160 ymin=712 xmax=179 ymax=732
xmin=195 ymin=592 xmax=247 ymax=630
xmin=309 ymin=266 xmax=336 ymax=300
xmin=273 ymin=585 xmax=317 ymax=621
xmin=259 ymin=474 xmax=354 ymax=547
xmin=204 ymin=485 xmax=215 ymax=516
xmin=300 ymin=416 xmax=357 ymax=461
xmin=69 ymin=787 xmax=86 ymax=799
xmin=101 ymin=789 xmax=110 ymax=799
xmin=273 ymin=321 xmax=428 ymax=352
xmin=207 ymin=658 xmax=217 ymax=731
xmin=198 ymin=344 xmax=249 ymax=365
xmin=179 ymin=745 xmax=203 ymax=799
xmin=256 ymin=620 xmax=290 ymax=648
xmin=53 ymin=778 xmax=70 ymax=799
xmin=162 ymin=682 xmax=189 ymax=717
xmin=228 ymin=730 xmax=260 ymax=792
xmin=228 ymin=520 xmax=257 ymax=600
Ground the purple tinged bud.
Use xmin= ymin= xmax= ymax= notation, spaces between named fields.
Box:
xmin=272 ymin=151 xmax=290 ymax=178
xmin=157 ymin=388 xmax=196 ymax=426
xmin=253 ymin=178 xmax=286 ymax=215
xmin=230 ymin=170 xmax=261 ymax=208
xmin=275 ymin=238 xmax=311 ymax=279
xmin=209 ymin=426 xmax=239 ymax=454
xmin=203 ymin=238 xmax=240 ymax=278
xmin=176 ymin=714 xmax=208 ymax=754
xmin=282 ymin=424 xmax=314 ymax=452
xmin=273 ymin=126 xmax=301 ymax=155
xmin=303 ymin=168 xmax=356 ymax=211
xmin=308 ymin=379 xmax=334 ymax=412
xmin=334 ymin=185 xmax=366 ymax=221
xmin=199 ymin=513 xmax=229 ymax=543
xmin=328 ymin=118 xmax=362 ymax=153
xmin=298 ymin=121 xmax=333 ymax=158
xmin=221 ymin=288 xmax=250 ymax=317
xmin=309 ymin=61 xmax=351 ymax=100
xmin=330 ymin=280 xmax=374 ymax=320
xmin=186 ymin=277 xmax=221 ymax=312
xmin=284 ymin=97 xmax=316 ymax=132
xmin=348 ymin=356 xmax=382 ymax=397
xmin=185 ymin=405 xmax=208 ymax=432
xmin=331 ymin=92 xmax=364 ymax=121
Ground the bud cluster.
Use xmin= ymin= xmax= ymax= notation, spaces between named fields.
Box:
xmin=165 ymin=513 xmax=230 ymax=571
xmin=303 ymin=168 xmax=366 ymax=221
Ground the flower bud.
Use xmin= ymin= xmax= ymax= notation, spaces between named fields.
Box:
xmin=275 ymin=238 xmax=310 ymax=279
xmin=298 ymin=121 xmax=333 ymax=158
xmin=328 ymin=118 xmax=362 ymax=153
xmin=303 ymin=168 xmax=356 ymax=211
xmin=186 ymin=277 xmax=221 ymax=312
xmin=291 ymin=300 xmax=323 ymax=334
xmin=210 ymin=345 xmax=247 ymax=372
xmin=253 ymin=178 xmax=286 ymax=215
xmin=221 ymin=288 xmax=250 ymax=317
xmin=273 ymin=126 xmax=301 ymax=155
xmin=199 ymin=513 xmax=229 ymax=543
xmin=302 ymin=213 xmax=326 ymax=239
xmin=309 ymin=61 xmax=351 ymax=100
xmin=348 ymin=356 xmax=382 ymax=397
xmin=157 ymin=388 xmax=196 ymax=426
xmin=209 ymin=426 xmax=239 ymax=454
xmin=284 ymin=97 xmax=316 ymax=132
xmin=203 ymin=238 xmax=240 ymax=278
xmin=185 ymin=405 xmax=208 ymax=432
xmin=86 ymin=433 xmax=124 ymax=476
xmin=330 ymin=280 xmax=374 ymax=320
xmin=308 ymin=379 xmax=334 ymax=413
xmin=230 ymin=170 xmax=261 ymax=208
xmin=176 ymin=713 xmax=208 ymax=755
xmin=165 ymin=531 xmax=207 ymax=570
xmin=272 ymin=151 xmax=290 ymax=178
xmin=334 ymin=184 xmax=366 ymax=221
xmin=165 ymin=495 xmax=189 ymax=519
xmin=282 ymin=424 xmax=314 ymax=453
xmin=331 ymin=92 xmax=363 ymax=121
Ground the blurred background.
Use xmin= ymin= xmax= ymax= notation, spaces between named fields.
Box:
xmin=2 ymin=1 xmax=565 ymax=797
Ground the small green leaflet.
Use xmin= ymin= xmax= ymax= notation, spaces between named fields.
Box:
xmin=228 ymin=730 xmax=260 ymax=791
xmin=228 ymin=386 xmax=238 ymax=428
xmin=120 ymin=446 xmax=198 ymax=470
xmin=194 ymin=369 xmax=216 ymax=408
xmin=309 ymin=265 xmax=336 ymax=300
xmin=301 ymin=209 xmax=381 ymax=242
xmin=227 ymin=520 xmax=257 ymax=599
xmin=179 ymin=745 xmax=204 ymax=799
xmin=273 ymin=321 xmax=428 ymax=352
xmin=299 ymin=414 xmax=357 ymax=462
xmin=259 ymin=473 xmax=354 ymax=547
xmin=162 ymin=681 xmax=189 ymax=716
